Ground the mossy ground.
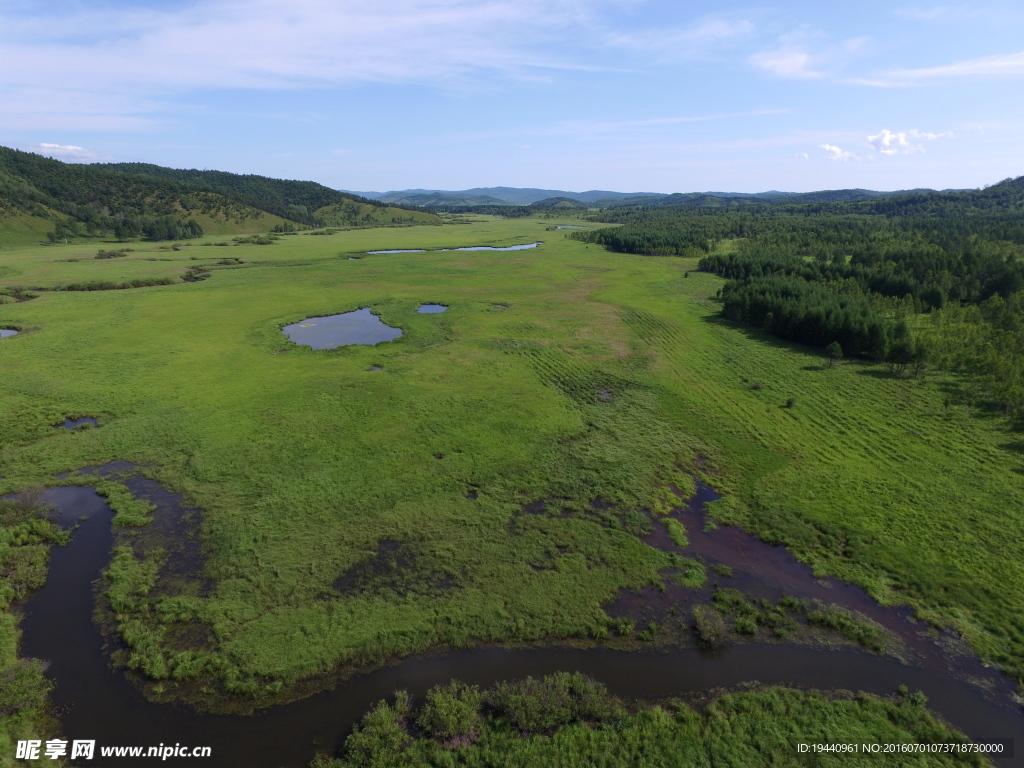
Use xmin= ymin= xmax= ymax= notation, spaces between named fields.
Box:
xmin=1 ymin=215 xmax=1022 ymax=702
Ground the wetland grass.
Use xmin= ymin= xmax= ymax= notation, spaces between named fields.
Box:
xmin=0 ymin=214 xmax=1022 ymax=709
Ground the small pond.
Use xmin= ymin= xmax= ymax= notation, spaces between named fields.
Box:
xmin=59 ymin=417 xmax=99 ymax=430
xmin=0 ymin=329 xmax=18 ymax=338
xmin=282 ymin=308 xmax=402 ymax=350
xmin=417 ymin=304 xmax=447 ymax=314
xmin=440 ymin=242 xmax=540 ymax=252
xmin=365 ymin=243 xmax=541 ymax=255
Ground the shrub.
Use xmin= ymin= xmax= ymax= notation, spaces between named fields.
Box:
xmin=807 ymin=607 xmax=886 ymax=652
xmin=733 ymin=616 xmax=758 ymax=635
xmin=487 ymin=672 xmax=623 ymax=734
xmin=610 ymin=617 xmax=634 ymax=636
xmin=344 ymin=691 xmax=412 ymax=766
xmin=417 ymin=681 xmax=482 ymax=742
xmin=713 ymin=588 xmax=754 ymax=616
xmin=693 ymin=605 xmax=726 ymax=648
xmin=0 ymin=658 xmax=52 ymax=717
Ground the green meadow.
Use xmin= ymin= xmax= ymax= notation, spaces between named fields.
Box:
xmin=1 ymin=215 xmax=1023 ymax=703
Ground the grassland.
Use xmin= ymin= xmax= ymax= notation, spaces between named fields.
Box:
xmin=0 ymin=215 xmax=1022 ymax=709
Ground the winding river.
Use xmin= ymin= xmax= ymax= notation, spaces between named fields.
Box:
xmin=17 ymin=486 xmax=1023 ymax=766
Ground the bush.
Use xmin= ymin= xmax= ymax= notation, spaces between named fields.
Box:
xmin=344 ymin=690 xmax=412 ymax=766
xmin=693 ymin=605 xmax=726 ymax=648
xmin=713 ymin=588 xmax=754 ymax=616
xmin=0 ymin=659 xmax=52 ymax=717
xmin=733 ymin=616 xmax=757 ymax=635
xmin=807 ymin=607 xmax=886 ymax=651
xmin=417 ymin=681 xmax=481 ymax=742
xmin=487 ymin=672 xmax=623 ymax=734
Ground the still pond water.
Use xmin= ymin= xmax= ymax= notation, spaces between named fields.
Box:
xmin=366 ymin=242 xmax=540 ymax=254
xmin=282 ymin=308 xmax=402 ymax=350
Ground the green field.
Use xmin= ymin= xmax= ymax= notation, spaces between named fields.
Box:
xmin=1 ymin=215 xmax=1023 ymax=705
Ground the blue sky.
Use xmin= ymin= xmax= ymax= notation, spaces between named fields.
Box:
xmin=2 ymin=0 xmax=1023 ymax=192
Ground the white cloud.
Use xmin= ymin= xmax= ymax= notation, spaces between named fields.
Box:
xmin=0 ymin=1 xmax=745 ymax=96
xmin=867 ymin=128 xmax=952 ymax=154
xmin=863 ymin=51 xmax=1024 ymax=86
xmin=0 ymin=1 xmax=760 ymax=132
xmin=19 ymin=143 xmax=115 ymax=162
xmin=749 ymin=48 xmax=821 ymax=79
xmin=820 ymin=144 xmax=859 ymax=161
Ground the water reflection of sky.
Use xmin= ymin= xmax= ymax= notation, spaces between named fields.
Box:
xmin=282 ymin=308 xmax=402 ymax=349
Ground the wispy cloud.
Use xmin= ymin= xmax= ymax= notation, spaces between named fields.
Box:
xmin=606 ymin=16 xmax=754 ymax=56
xmin=554 ymin=109 xmax=789 ymax=135
xmin=749 ymin=49 xmax=822 ymax=79
xmin=0 ymin=0 xmax=762 ymax=132
xmin=747 ymin=31 xmax=874 ymax=81
xmin=856 ymin=51 xmax=1024 ymax=86
xmin=449 ymin=109 xmax=789 ymax=142
xmin=0 ymin=85 xmax=167 ymax=132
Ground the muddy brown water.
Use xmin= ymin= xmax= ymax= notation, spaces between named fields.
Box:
xmin=15 ymin=485 xmax=1024 ymax=766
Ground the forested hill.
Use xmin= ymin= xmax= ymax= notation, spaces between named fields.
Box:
xmin=0 ymin=147 xmax=439 ymax=244
xmin=569 ymin=173 xmax=1024 ymax=419
xmin=100 ymin=163 xmax=382 ymax=223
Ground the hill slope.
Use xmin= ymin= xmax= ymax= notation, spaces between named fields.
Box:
xmin=0 ymin=148 xmax=439 ymax=245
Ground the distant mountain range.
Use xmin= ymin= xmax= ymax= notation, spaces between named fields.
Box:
xmin=344 ymin=187 xmax=657 ymax=206
xmin=343 ymin=186 xmax=959 ymax=208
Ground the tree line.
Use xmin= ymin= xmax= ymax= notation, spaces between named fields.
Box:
xmin=570 ymin=176 xmax=1024 ymax=419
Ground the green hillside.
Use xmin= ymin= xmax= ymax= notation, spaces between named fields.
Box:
xmin=0 ymin=148 xmax=440 ymax=246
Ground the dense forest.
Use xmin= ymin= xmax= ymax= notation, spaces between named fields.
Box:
xmin=569 ymin=176 xmax=1024 ymax=419
xmin=0 ymin=147 xmax=435 ymax=242
xmin=103 ymin=163 xmax=384 ymax=225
